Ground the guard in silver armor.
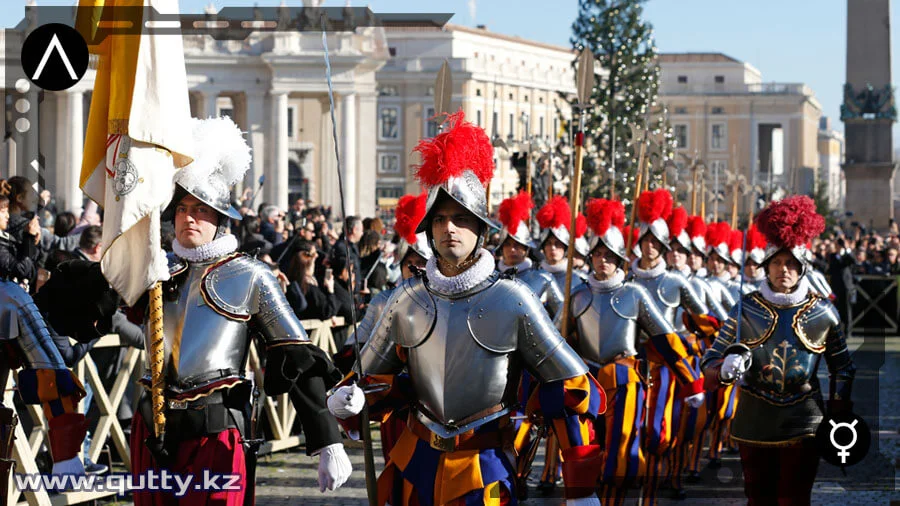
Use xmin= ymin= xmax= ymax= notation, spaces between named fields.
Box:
xmin=744 ymin=225 xmax=768 ymax=291
xmin=327 ymin=112 xmax=604 ymax=506
xmin=132 ymin=117 xmax=351 ymax=505
xmin=536 ymin=196 xmax=587 ymax=293
xmin=705 ymin=222 xmax=743 ymax=310
xmin=629 ymin=190 xmax=717 ymax=506
xmin=496 ymin=191 xmax=565 ymax=320
xmin=702 ymin=195 xmax=854 ymax=505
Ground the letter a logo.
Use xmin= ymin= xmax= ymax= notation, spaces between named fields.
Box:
xmin=21 ymin=23 xmax=89 ymax=91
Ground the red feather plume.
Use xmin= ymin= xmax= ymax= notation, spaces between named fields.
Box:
xmin=623 ymin=225 xmax=640 ymax=247
xmin=755 ymin=195 xmax=825 ymax=249
xmin=497 ymin=191 xmax=534 ymax=236
xmin=413 ymin=110 xmax=495 ymax=187
xmin=728 ymin=229 xmax=745 ymax=253
xmin=705 ymin=221 xmax=731 ymax=247
xmin=667 ymin=206 xmax=688 ymax=238
xmin=747 ymin=224 xmax=767 ymax=251
xmin=536 ymin=195 xmax=571 ymax=230
xmin=585 ymin=199 xmax=626 ymax=237
xmin=686 ymin=215 xmax=707 ymax=240
xmin=637 ymin=189 xmax=674 ymax=224
xmin=575 ymin=213 xmax=587 ymax=238
xmin=394 ymin=192 xmax=427 ymax=244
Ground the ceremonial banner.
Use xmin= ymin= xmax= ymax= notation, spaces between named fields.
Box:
xmin=77 ymin=0 xmax=193 ymax=305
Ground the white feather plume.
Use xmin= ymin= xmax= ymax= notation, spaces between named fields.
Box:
xmin=174 ymin=116 xmax=251 ymax=198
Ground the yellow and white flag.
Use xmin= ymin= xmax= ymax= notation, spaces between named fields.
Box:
xmin=77 ymin=0 xmax=193 ymax=306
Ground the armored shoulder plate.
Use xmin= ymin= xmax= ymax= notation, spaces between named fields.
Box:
xmin=738 ymin=293 xmax=779 ymax=347
xmin=570 ymin=283 xmax=594 ymax=319
xmin=657 ymin=271 xmax=686 ymax=308
xmin=390 ymin=277 xmax=438 ymax=348
xmin=467 ymin=278 xmax=526 ymax=353
xmin=202 ymin=254 xmax=264 ymax=321
xmin=793 ymin=296 xmax=838 ymax=353
xmin=167 ymin=253 xmax=187 ymax=276
xmin=611 ymin=283 xmax=642 ymax=320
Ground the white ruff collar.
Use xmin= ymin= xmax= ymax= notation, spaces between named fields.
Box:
xmin=173 ymin=235 xmax=238 ymax=263
xmin=751 ymin=270 xmax=767 ymax=283
xmin=540 ymin=260 xmax=567 ymax=274
xmin=499 ymin=257 xmax=533 ymax=274
xmin=695 ymin=267 xmax=708 ymax=278
xmin=759 ymin=276 xmax=810 ymax=306
xmin=426 ymin=248 xmax=496 ymax=295
xmin=676 ymin=265 xmax=692 ymax=277
xmin=588 ymin=269 xmax=625 ymax=292
xmin=713 ymin=271 xmax=732 ymax=282
xmin=630 ymin=258 xmax=667 ymax=279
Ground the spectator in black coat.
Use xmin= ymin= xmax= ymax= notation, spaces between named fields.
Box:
xmin=259 ymin=204 xmax=285 ymax=245
xmin=285 ymin=240 xmax=337 ymax=321
xmin=330 ymin=216 xmax=363 ymax=291
xmin=0 ymin=180 xmax=40 ymax=287
xmin=239 ymin=215 xmax=273 ymax=256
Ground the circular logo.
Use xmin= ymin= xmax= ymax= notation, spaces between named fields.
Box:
xmin=815 ymin=411 xmax=871 ymax=467
xmin=113 ymin=158 xmax=139 ymax=198
xmin=20 ymin=23 xmax=89 ymax=91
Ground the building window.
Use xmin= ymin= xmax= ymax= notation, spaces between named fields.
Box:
xmin=388 ymin=47 xmax=397 ymax=57
xmin=508 ymin=93 xmax=513 ymax=100
xmin=674 ymin=106 xmax=687 ymax=114
xmin=539 ymin=115 xmax=544 ymax=138
xmin=508 ymin=113 xmax=514 ymax=140
xmin=524 ymin=95 xmax=529 ymax=102
xmin=286 ymin=106 xmax=295 ymax=138
xmin=553 ymin=117 xmax=559 ymax=138
xmin=476 ymin=88 xmax=481 ymax=97
xmin=425 ymin=107 xmax=438 ymax=138
xmin=477 ymin=110 xmax=482 ymax=127
xmin=677 ymin=75 xmax=688 ymax=84
xmin=674 ymin=124 xmax=688 ymax=149
xmin=711 ymin=106 xmax=725 ymax=114
xmin=711 ymin=123 xmax=726 ymax=150
xmin=220 ymin=107 xmax=234 ymax=119
xmin=377 ymin=186 xmax=404 ymax=200
xmin=379 ymin=107 xmax=399 ymax=139
xmin=715 ymin=75 xmax=725 ymax=84
xmin=492 ymin=111 xmax=499 ymax=137
xmin=378 ymin=85 xmax=398 ymax=96
xmin=378 ymin=153 xmax=401 ymax=174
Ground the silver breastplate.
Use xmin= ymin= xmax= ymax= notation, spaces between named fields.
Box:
xmin=707 ymin=277 xmax=736 ymax=311
xmin=153 ymin=262 xmax=250 ymax=394
xmin=517 ymin=268 xmax=563 ymax=317
xmin=573 ymin=285 xmax=638 ymax=366
xmin=551 ymin=269 xmax=585 ymax=294
xmin=631 ymin=274 xmax=677 ymax=324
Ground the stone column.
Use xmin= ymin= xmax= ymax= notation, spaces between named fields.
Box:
xmin=356 ymin=92 xmax=377 ymax=217
xmin=195 ymin=89 xmax=218 ymax=119
xmin=65 ymin=90 xmax=85 ymax=214
xmin=243 ymin=91 xmax=267 ymax=202
xmin=271 ymin=91 xmax=289 ymax=210
xmin=340 ymin=92 xmax=357 ymax=216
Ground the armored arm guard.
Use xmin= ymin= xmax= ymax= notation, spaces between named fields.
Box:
xmin=346 ymin=289 xmax=391 ymax=348
xmin=700 ymin=301 xmax=741 ymax=386
xmin=205 ymin=256 xmax=341 ymax=454
xmin=544 ymin=273 xmax=566 ymax=323
xmin=635 ymin=284 xmax=703 ymax=392
xmin=822 ymin=305 xmax=855 ymax=411
xmin=694 ymin=278 xmax=728 ymax=324
xmin=673 ymin=274 xmax=719 ymax=337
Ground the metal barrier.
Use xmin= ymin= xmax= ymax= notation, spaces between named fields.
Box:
xmin=847 ymin=274 xmax=900 ymax=337
xmin=4 ymin=318 xmax=345 ymax=506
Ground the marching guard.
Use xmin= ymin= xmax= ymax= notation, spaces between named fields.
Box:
xmin=536 ymin=196 xmax=589 ymax=293
xmin=129 ymin=117 xmax=352 ymax=505
xmin=326 ymin=111 xmax=605 ymax=506
xmin=702 ymin=195 xmax=855 ymax=505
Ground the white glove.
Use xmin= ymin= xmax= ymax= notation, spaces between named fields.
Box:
xmin=566 ymin=496 xmax=601 ymax=506
xmin=720 ymin=354 xmax=748 ymax=381
xmin=316 ymin=443 xmax=352 ymax=492
xmin=684 ymin=392 xmax=705 ymax=408
xmin=327 ymin=384 xmax=365 ymax=419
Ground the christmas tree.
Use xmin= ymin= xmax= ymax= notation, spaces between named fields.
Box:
xmin=568 ymin=0 xmax=676 ymax=207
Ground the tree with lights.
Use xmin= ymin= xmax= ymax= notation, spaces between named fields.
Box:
xmin=569 ymin=0 xmax=676 ymax=205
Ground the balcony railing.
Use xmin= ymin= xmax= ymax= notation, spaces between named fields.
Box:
xmin=661 ymin=82 xmax=813 ymax=96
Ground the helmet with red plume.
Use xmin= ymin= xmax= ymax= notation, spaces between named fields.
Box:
xmin=728 ymin=229 xmax=745 ymax=265
xmin=686 ymin=215 xmax=708 ymax=256
xmin=706 ymin=221 xmax=732 ymax=262
xmin=412 ymin=111 xmax=497 ymax=249
xmin=585 ymin=198 xmax=627 ymax=261
xmin=497 ymin=191 xmax=534 ymax=249
xmin=667 ymin=206 xmax=690 ymax=251
xmin=754 ymin=195 xmax=825 ymax=275
xmin=394 ymin=192 xmax=432 ymax=262
xmin=536 ymin=195 xmax=574 ymax=249
xmin=574 ymin=213 xmax=590 ymax=257
xmin=746 ymin=224 xmax=767 ymax=265
xmin=636 ymin=189 xmax=674 ymax=250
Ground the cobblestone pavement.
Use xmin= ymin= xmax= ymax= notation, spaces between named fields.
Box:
xmin=108 ymin=336 xmax=899 ymax=505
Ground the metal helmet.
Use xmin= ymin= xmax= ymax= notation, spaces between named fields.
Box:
xmin=755 ymin=196 xmax=825 ymax=278
xmin=746 ymin=224 xmax=767 ymax=265
xmin=536 ymin=196 xmax=574 ymax=250
xmin=413 ymin=112 xmax=497 ymax=236
xmin=636 ymin=189 xmax=673 ymax=251
xmin=705 ymin=221 xmax=732 ymax=263
xmin=497 ymin=191 xmax=535 ymax=249
xmin=397 ymin=231 xmax=434 ymax=263
xmin=585 ymin=198 xmax=628 ymax=262
xmin=728 ymin=230 xmax=745 ymax=266
xmin=165 ymin=116 xmax=251 ymax=222
xmin=686 ymin=215 xmax=708 ymax=257
xmin=667 ymin=206 xmax=691 ymax=251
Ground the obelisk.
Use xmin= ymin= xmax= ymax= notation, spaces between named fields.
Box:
xmin=842 ymin=0 xmax=897 ymax=229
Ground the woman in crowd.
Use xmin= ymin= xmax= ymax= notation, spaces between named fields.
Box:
xmin=285 ymin=239 xmax=338 ymax=321
xmin=0 ymin=179 xmax=41 ymax=290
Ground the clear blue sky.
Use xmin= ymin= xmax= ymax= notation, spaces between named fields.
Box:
xmin=5 ymin=0 xmax=898 ymax=141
